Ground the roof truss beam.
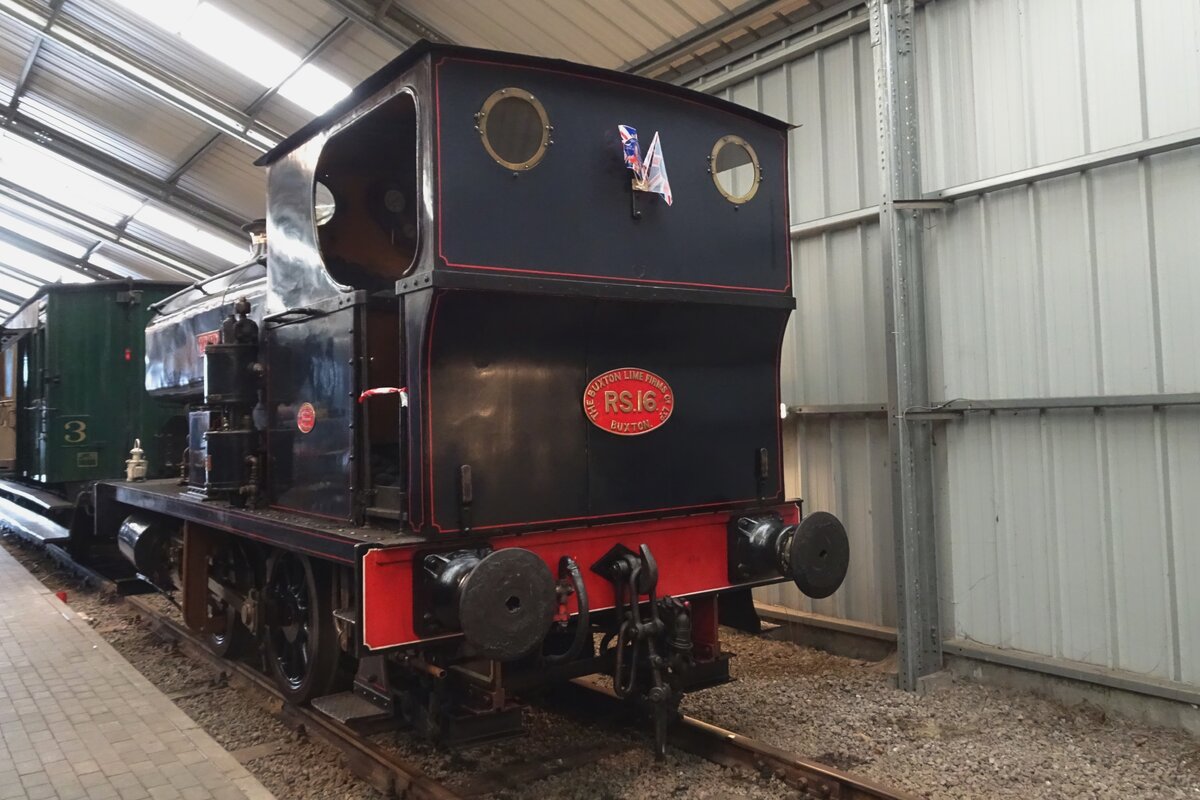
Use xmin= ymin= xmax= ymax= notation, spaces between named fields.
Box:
xmin=624 ymin=0 xmax=787 ymax=76
xmin=0 ymin=176 xmax=210 ymax=280
xmin=320 ymin=0 xmax=452 ymax=48
xmin=167 ymin=17 xmax=354 ymax=186
xmin=8 ymin=0 xmax=64 ymax=114
xmin=0 ymin=222 xmax=120 ymax=281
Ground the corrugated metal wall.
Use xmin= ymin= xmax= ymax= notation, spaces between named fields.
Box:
xmin=708 ymin=0 xmax=1200 ymax=690
xmin=919 ymin=0 xmax=1200 ymax=688
xmin=710 ymin=24 xmax=898 ymax=628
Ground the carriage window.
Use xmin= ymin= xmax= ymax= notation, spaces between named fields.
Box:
xmin=314 ymin=91 xmax=419 ymax=289
xmin=710 ymin=136 xmax=760 ymax=204
xmin=477 ymin=88 xmax=550 ymax=170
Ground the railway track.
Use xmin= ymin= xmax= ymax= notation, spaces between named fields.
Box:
xmin=34 ymin=540 xmax=919 ymax=800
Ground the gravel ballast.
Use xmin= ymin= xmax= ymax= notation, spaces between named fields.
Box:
xmin=3 ymin=533 xmax=1197 ymax=799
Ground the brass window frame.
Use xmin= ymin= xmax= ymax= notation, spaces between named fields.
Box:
xmin=709 ymin=135 xmax=761 ymax=204
xmin=475 ymin=87 xmax=551 ymax=171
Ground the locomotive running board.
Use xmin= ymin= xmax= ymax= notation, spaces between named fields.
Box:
xmin=0 ymin=491 xmax=70 ymax=544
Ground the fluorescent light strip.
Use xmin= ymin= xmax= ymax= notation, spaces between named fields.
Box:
xmin=189 ymin=4 xmax=299 ymax=88
xmin=278 ymin=63 xmax=352 ymax=116
xmin=0 ymin=177 xmax=209 ymax=282
xmin=116 ymin=240 xmax=209 ymax=281
xmin=0 ymin=134 xmax=228 ymax=278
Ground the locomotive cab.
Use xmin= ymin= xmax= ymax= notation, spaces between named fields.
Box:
xmin=258 ymin=42 xmax=798 ymax=533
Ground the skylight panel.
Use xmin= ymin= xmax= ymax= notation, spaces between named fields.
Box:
xmin=278 ymin=63 xmax=353 ymax=116
xmin=0 ymin=0 xmax=49 ymax=29
xmin=111 ymin=0 xmax=351 ymax=115
xmin=0 ymin=209 xmax=89 ymax=260
xmin=0 ymin=133 xmax=142 ymax=224
xmin=0 ymin=269 xmax=39 ymax=299
xmin=0 ymin=241 xmax=91 ymax=284
xmin=108 ymin=0 xmax=199 ymax=33
xmin=135 ymin=205 xmax=246 ymax=264
xmin=186 ymin=3 xmax=299 ymax=88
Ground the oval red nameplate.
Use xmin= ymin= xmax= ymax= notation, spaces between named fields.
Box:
xmin=583 ymin=368 xmax=674 ymax=436
xmin=296 ymin=402 xmax=316 ymax=433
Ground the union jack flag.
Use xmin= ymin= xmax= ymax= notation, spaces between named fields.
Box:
xmin=618 ymin=124 xmax=643 ymax=178
xmin=642 ymin=131 xmax=672 ymax=206
xmin=618 ymin=124 xmax=673 ymax=206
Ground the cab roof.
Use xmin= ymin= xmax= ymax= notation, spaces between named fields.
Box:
xmin=255 ymin=40 xmax=789 ymax=168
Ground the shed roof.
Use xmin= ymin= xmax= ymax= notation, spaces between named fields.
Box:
xmin=0 ymin=0 xmax=825 ymax=315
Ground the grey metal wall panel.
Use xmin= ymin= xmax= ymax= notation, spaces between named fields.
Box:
xmin=937 ymin=406 xmax=1193 ymax=683
xmin=922 ymin=148 xmax=1200 ymax=684
xmin=916 ymin=0 xmax=1200 ymax=687
xmin=712 ymin=0 xmax=1200 ymax=691
xmin=920 ymin=0 xmax=1200 ymax=191
xmin=924 ymin=163 xmax=1200 ymax=685
xmin=1168 ymin=408 xmax=1200 ymax=686
xmin=762 ymin=415 xmax=896 ymax=627
xmin=1143 ymin=0 xmax=1200 ymax=138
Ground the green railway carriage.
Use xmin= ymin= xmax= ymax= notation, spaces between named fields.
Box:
xmin=0 ymin=281 xmax=187 ymax=500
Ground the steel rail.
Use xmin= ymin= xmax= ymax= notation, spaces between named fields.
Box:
xmin=671 ymin=716 xmax=920 ymax=800
xmin=567 ymin=679 xmax=921 ymax=800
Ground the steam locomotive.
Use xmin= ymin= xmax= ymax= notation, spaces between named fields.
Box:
xmin=0 ymin=42 xmax=848 ymax=754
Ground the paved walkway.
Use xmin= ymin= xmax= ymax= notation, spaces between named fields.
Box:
xmin=0 ymin=545 xmax=276 ymax=800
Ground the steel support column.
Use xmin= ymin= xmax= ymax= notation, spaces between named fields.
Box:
xmin=869 ymin=0 xmax=941 ymax=690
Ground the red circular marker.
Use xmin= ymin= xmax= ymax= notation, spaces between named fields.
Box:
xmin=582 ymin=368 xmax=674 ymax=436
xmin=296 ymin=402 xmax=316 ymax=433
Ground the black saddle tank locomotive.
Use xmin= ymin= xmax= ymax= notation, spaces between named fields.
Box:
xmin=79 ymin=41 xmax=850 ymax=752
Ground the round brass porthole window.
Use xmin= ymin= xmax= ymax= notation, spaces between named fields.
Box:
xmin=476 ymin=88 xmax=551 ymax=171
xmin=710 ymin=135 xmax=761 ymax=204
